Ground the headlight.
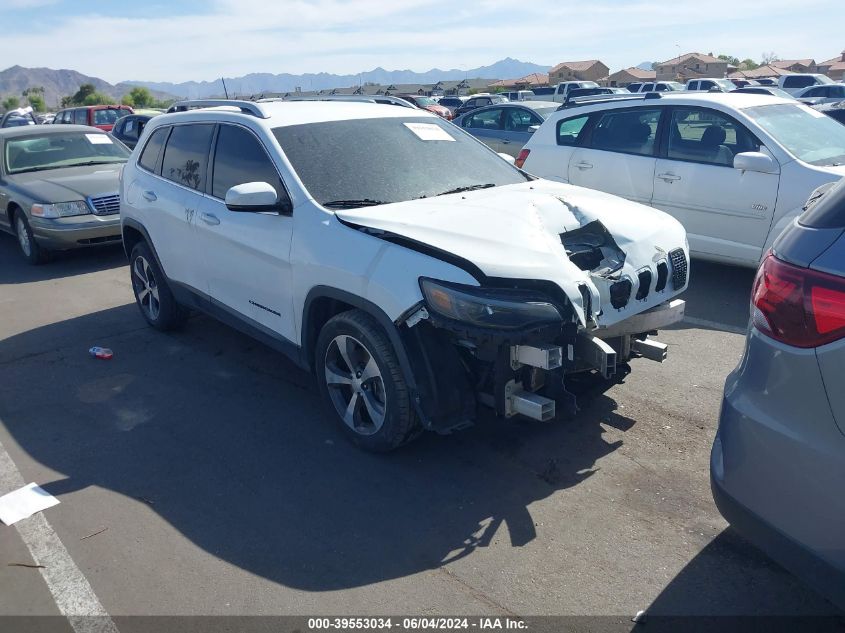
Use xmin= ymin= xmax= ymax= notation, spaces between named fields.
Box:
xmin=420 ymin=278 xmax=562 ymax=329
xmin=30 ymin=201 xmax=91 ymax=218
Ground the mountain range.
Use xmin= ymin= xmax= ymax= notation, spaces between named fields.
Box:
xmin=124 ymin=58 xmax=551 ymax=98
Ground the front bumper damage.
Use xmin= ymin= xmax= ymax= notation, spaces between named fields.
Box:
xmin=399 ymin=298 xmax=685 ymax=432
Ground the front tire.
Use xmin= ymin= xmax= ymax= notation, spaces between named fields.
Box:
xmin=14 ymin=212 xmax=49 ymax=265
xmin=315 ymin=310 xmax=420 ymax=452
xmin=129 ymin=241 xmax=187 ymax=331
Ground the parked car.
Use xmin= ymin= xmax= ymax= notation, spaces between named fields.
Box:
xmin=778 ymin=73 xmax=835 ymax=95
xmin=755 ymin=78 xmax=777 ymax=86
xmin=519 ymin=92 xmax=845 ymax=267
xmin=276 ymin=94 xmax=417 ymax=109
xmin=730 ymin=86 xmax=794 ymax=99
xmin=685 ymin=78 xmax=736 ymax=92
xmin=530 ymin=87 xmax=556 ymax=98
xmin=111 ymin=114 xmax=157 ymax=150
xmin=626 ymin=82 xmax=645 ymax=93
xmin=501 ymin=90 xmax=536 ymax=102
xmin=453 ymin=94 xmax=508 ymax=117
xmin=37 ymin=113 xmax=56 ymax=124
xmin=437 ymin=96 xmax=468 ymax=116
xmin=453 ymin=101 xmax=559 ymax=157
xmin=712 ymin=178 xmax=845 ymax=610
xmin=120 ymin=99 xmax=689 ymax=452
xmin=630 ymin=81 xmax=685 ymax=93
xmin=794 ymin=83 xmax=845 ymax=105
xmin=1 ymin=107 xmax=38 ymax=128
xmin=550 ymin=81 xmax=601 ymax=103
xmin=394 ymin=94 xmax=452 ymax=120
xmin=730 ymin=79 xmax=760 ymax=88
xmin=563 ymin=87 xmax=615 ymax=103
xmin=815 ymin=101 xmax=845 ymax=125
xmin=0 ymin=125 xmax=129 ymax=263
xmin=52 ymin=105 xmax=134 ymax=132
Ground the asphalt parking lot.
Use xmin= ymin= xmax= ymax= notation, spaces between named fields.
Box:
xmin=0 ymin=234 xmax=841 ymax=624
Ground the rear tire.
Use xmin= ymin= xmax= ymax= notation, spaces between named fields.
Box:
xmin=129 ymin=241 xmax=187 ymax=331
xmin=14 ymin=212 xmax=49 ymax=265
xmin=315 ymin=309 xmax=421 ymax=452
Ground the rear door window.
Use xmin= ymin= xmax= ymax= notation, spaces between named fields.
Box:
xmin=590 ymin=108 xmax=660 ymax=156
xmin=504 ymin=108 xmax=542 ymax=132
xmin=161 ymin=124 xmax=214 ymax=190
xmin=556 ymin=115 xmax=590 ymax=146
xmin=211 ymin=124 xmax=287 ymax=202
xmin=73 ymin=109 xmax=87 ymax=125
xmin=465 ymin=108 xmax=503 ymax=130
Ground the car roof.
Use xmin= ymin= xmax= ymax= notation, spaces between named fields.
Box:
xmin=0 ymin=124 xmax=108 ymax=139
xmin=151 ymin=100 xmax=440 ymax=129
xmin=562 ymin=92 xmax=794 ymax=112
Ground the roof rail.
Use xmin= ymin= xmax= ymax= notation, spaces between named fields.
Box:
xmin=558 ymin=94 xmax=650 ymax=110
xmin=165 ymin=100 xmax=270 ymax=119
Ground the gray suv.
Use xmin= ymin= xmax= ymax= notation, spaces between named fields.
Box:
xmin=711 ymin=178 xmax=845 ymax=608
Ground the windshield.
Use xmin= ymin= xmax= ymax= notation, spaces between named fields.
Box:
xmin=273 ymin=117 xmax=529 ymax=208
xmin=413 ymin=97 xmax=436 ymax=107
xmin=4 ymin=132 xmax=130 ymax=174
xmin=93 ymin=108 xmax=130 ymax=125
xmin=714 ymin=79 xmax=736 ymax=91
xmin=744 ymin=103 xmax=845 ymax=167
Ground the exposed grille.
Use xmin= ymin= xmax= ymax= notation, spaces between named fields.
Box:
xmin=89 ymin=194 xmax=120 ymax=216
xmin=669 ymin=248 xmax=688 ymax=290
xmin=636 ymin=269 xmax=652 ymax=300
xmin=656 ymin=261 xmax=669 ymax=292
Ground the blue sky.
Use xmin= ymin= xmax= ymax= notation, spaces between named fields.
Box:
xmin=1 ymin=0 xmax=843 ymax=84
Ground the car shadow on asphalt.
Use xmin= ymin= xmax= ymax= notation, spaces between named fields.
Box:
xmin=0 ymin=234 xmax=126 ymax=284
xmin=0 ymin=304 xmax=635 ymax=593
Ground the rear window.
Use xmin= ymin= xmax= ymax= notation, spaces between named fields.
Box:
xmin=784 ymin=76 xmax=816 ymax=89
xmin=93 ymin=108 xmax=130 ymax=125
xmin=161 ymin=124 xmax=214 ymax=190
xmin=800 ymin=179 xmax=845 ymax=229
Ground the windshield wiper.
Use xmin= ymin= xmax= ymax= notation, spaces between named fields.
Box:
xmin=322 ymin=199 xmax=389 ymax=209
xmin=69 ymin=160 xmax=125 ymax=167
xmin=433 ymin=183 xmax=496 ymax=197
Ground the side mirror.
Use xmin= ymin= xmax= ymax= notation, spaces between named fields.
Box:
xmin=528 ymin=125 xmax=540 ymax=134
xmin=225 ymin=182 xmax=291 ymax=214
xmin=497 ymin=152 xmax=516 ymax=165
xmin=734 ymin=152 xmax=779 ymax=174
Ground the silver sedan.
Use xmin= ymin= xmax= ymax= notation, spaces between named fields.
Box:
xmin=452 ymin=101 xmax=559 ymax=157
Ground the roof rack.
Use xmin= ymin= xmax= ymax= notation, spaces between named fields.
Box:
xmin=165 ymin=100 xmax=270 ymax=119
xmin=558 ymin=92 xmax=664 ymax=110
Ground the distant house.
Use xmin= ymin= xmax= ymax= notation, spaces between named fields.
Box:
xmin=487 ymin=73 xmax=550 ymax=91
xmin=602 ymin=66 xmax=656 ymax=87
xmin=548 ymin=60 xmax=609 ymax=84
xmin=770 ymin=59 xmax=817 ymax=74
xmin=655 ymin=52 xmax=728 ymax=81
xmin=819 ymin=51 xmax=845 ymax=81
xmin=728 ymin=64 xmax=794 ymax=80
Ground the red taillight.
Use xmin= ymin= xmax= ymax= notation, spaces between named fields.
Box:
xmin=752 ymin=253 xmax=845 ymax=348
xmin=515 ymin=149 xmax=530 ymax=169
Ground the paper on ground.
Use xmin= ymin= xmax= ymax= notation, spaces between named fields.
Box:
xmin=0 ymin=482 xmax=60 ymax=526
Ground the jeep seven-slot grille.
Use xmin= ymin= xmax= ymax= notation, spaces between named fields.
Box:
xmin=669 ymin=248 xmax=688 ymax=289
xmin=89 ymin=194 xmax=120 ymax=216
xmin=655 ymin=262 xmax=669 ymax=292
xmin=636 ymin=270 xmax=652 ymax=300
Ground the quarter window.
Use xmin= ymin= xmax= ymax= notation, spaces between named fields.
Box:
xmin=161 ymin=124 xmax=214 ymax=190
xmin=590 ymin=108 xmax=659 ymax=156
xmin=212 ymin=125 xmax=286 ymax=202
xmin=138 ymin=126 xmax=169 ymax=172
xmin=556 ymin=115 xmax=590 ymax=146
xmin=667 ymin=107 xmax=759 ymax=167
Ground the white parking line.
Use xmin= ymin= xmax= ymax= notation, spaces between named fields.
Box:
xmin=683 ymin=316 xmax=747 ymax=335
xmin=0 ymin=439 xmax=119 ymax=633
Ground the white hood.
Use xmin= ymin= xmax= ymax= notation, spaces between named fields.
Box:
xmin=336 ymin=180 xmax=688 ymax=328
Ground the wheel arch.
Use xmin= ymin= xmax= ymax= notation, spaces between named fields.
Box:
xmin=122 ymin=218 xmax=167 ymax=275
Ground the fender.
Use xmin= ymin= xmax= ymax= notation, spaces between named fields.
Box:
xmin=763 ymin=208 xmax=802 ymax=256
xmin=122 ymin=217 xmax=167 ymax=272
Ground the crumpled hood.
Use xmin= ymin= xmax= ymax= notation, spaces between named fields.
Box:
xmin=9 ymin=164 xmax=122 ymax=202
xmin=336 ymin=179 xmax=688 ymax=328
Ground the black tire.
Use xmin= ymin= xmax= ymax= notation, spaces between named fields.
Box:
xmin=129 ymin=241 xmax=187 ymax=331
xmin=13 ymin=211 xmax=49 ymax=265
xmin=315 ymin=309 xmax=421 ymax=452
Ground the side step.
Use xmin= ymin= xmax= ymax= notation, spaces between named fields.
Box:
xmin=505 ymin=382 xmax=556 ymax=421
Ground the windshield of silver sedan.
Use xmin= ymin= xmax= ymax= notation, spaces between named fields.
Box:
xmin=272 ymin=117 xmax=529 ymax=208
xmin=4 ymin=132 xmax=130 ymax=174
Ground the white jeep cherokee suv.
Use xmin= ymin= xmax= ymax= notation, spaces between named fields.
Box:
xmin=120 ymin=99 xmax=689 ymax=451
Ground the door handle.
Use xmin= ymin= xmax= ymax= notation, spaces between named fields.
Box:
xmin=142 ymin=190 xmax=157 ymax=202
xmin=657 ymin=173 xmax=681 ymax=182
xmin=200 ymin=212 xmax=220 ymax=226
xmin=575 ymin=161 xmax=593 ymax=170
xmin=501 ymin=140 xmax=511 ymax=145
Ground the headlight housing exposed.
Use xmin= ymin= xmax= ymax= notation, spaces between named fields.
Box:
xmin=420 ymin=278 xmax=562 ymax=329
xmin=30 ymin=200 xmax=91 ymax=218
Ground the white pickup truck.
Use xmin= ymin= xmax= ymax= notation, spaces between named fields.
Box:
xmin=550 ymin=81 xmax=600 ymax=103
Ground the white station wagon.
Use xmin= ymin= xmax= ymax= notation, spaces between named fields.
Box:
xmin=520 ymin=93 xmax=845 ymax=267
xmin=120 ymin=100 xmax=689 ymax=451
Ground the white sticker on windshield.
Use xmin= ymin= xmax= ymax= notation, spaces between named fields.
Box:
xmin=403 ymin=122 xmax=455 ymax=141
xmin=86 ymin=134 xmax=113 ymax=144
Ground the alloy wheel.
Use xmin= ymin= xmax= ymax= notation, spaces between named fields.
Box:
xmin=16 ymin=217 xmax=31 ymax=257
xmin=324 ymin=334 xmax=387 ymax=435
xmin=132 ymin=255 xmax=161 ymax=321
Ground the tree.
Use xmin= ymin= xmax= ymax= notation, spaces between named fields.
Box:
xmin=126 ymin=86 xmax=154 ymax=108
xmin=740 ymin=58 xmax=760 ymax=70
xmin=761 ymin=52 xmax=780 ymax=65
xmin=71 ymin=83 xmax=97 ymax=104
xmin=82 ymin=92 xmax=112 ymax=106
xmin=28 ymin=94 xmax=46 ymax=112
xmin=2 ymin=96 xmax=20 ymax=110
xmin=718 ymin=54 xmax=740 ymax=66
